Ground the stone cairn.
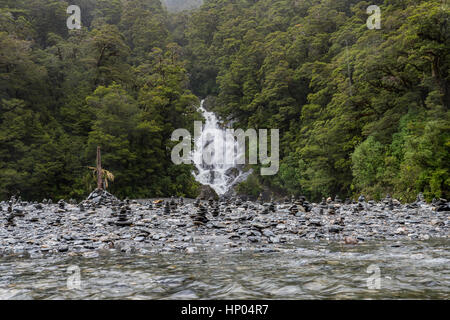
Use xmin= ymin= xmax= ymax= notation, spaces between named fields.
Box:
xmin=208 ymin=197 xmax=214 ymax=208
xmin=260 ymin=204 xmax=270 ymax=215
xmin=164 ymin=201 xmax=171 ymax=215
xmin=325 ymin=196 xmax=338 ymax=214
xmin=29 ymin=210 xmax=39 ymax=222
xmin=289 ymin=196 xmax=304 ymax=215
xmin=225 ymin=201 xmax=232 ymax=213
xmin=169 ymin=197 xmax=177 ymax=211
xmin=192 ymin=204 xmax=209 ymax=225
xmin=406 ymin=193 xmax=425 ymax=209
xmin=383 ymin=194 xmax=394 ymax=210
xmin=6 ymin=212 xmax=15 ymax=226
xmin=194 ymin=198 xmax=201 ymax=208
xmin=88 ymin=189 xmax=118 ymax=205
xmin=6 ymin=201 xmax=15 ymax=225
xmin=57 ymin=199 xmax=66 ymax=212
xmin=303 ymin=196 xmax=313 ymax=212
xmin=269 ymin=199 xmax=276 ymax=213
xmin=13 ymin=202 xmax=25 ymax=217
xmin=356 ymin=195 xmax=365 ymax=212
xmin=289 ymin=202 xmax=299 ymax=215
xmin=212 ymin=203 xmax=220 ymax=217
xmin=116 ymin=205 xmax=132 ymax=226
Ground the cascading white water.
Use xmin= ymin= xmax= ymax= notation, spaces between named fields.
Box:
xmin=192 ymin=100 xmax=250 ymax=195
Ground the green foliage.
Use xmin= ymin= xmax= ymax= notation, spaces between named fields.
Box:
xmin=351 ymin=136 xmax=385 ymax=199
xmin=183 ymin=0 xmax=449 ymax=201
xmin=386 ymin=110 xmax=450 ymax=202
xmin=0 ymin=0 xmax=200 ymax=200
xmin=0 ymin=0 xmax=448 ymax=202
xmin=236 ymin=173 xmax=263 ymax=198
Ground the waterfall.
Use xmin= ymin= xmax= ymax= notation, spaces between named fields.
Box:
xmin=191 ymin=100 xmax=251 ymax=195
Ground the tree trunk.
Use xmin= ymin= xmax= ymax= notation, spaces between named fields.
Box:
xmin=96 ymin=146 xmax=103 ymax=190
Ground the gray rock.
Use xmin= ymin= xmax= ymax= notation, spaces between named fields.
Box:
xmin=197 ymin=185 xmax=219 ymax=200
xmin=58 ymin=245 xmax=69 ymax=252
xmin=328 ymin=225 xmax=344 ymax=233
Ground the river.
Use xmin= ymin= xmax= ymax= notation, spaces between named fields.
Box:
xmin=1 ymin=239 xmax=448 ymax=299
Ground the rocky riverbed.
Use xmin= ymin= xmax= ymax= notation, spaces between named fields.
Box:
xmin=0 ymin=190 xmax=448 ymax=258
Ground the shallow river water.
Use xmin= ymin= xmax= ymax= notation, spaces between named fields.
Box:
xmin=0 ymin=240 xmax=448 ymax=299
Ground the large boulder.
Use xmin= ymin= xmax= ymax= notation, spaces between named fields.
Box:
xmin=224 ymin=167 xmax=240 ymax=181
xmin=197 ymin=185 xmax=219 ymax=200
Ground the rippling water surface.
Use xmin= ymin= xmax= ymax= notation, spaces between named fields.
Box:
xmin=1 ymin=240 xmax=448 ymax=299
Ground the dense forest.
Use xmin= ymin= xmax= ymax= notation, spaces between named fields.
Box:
xmin=0 ymin=0 xmax=448 ymax=202
xmin=0 ymin=0 xmax=202 ymax=200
